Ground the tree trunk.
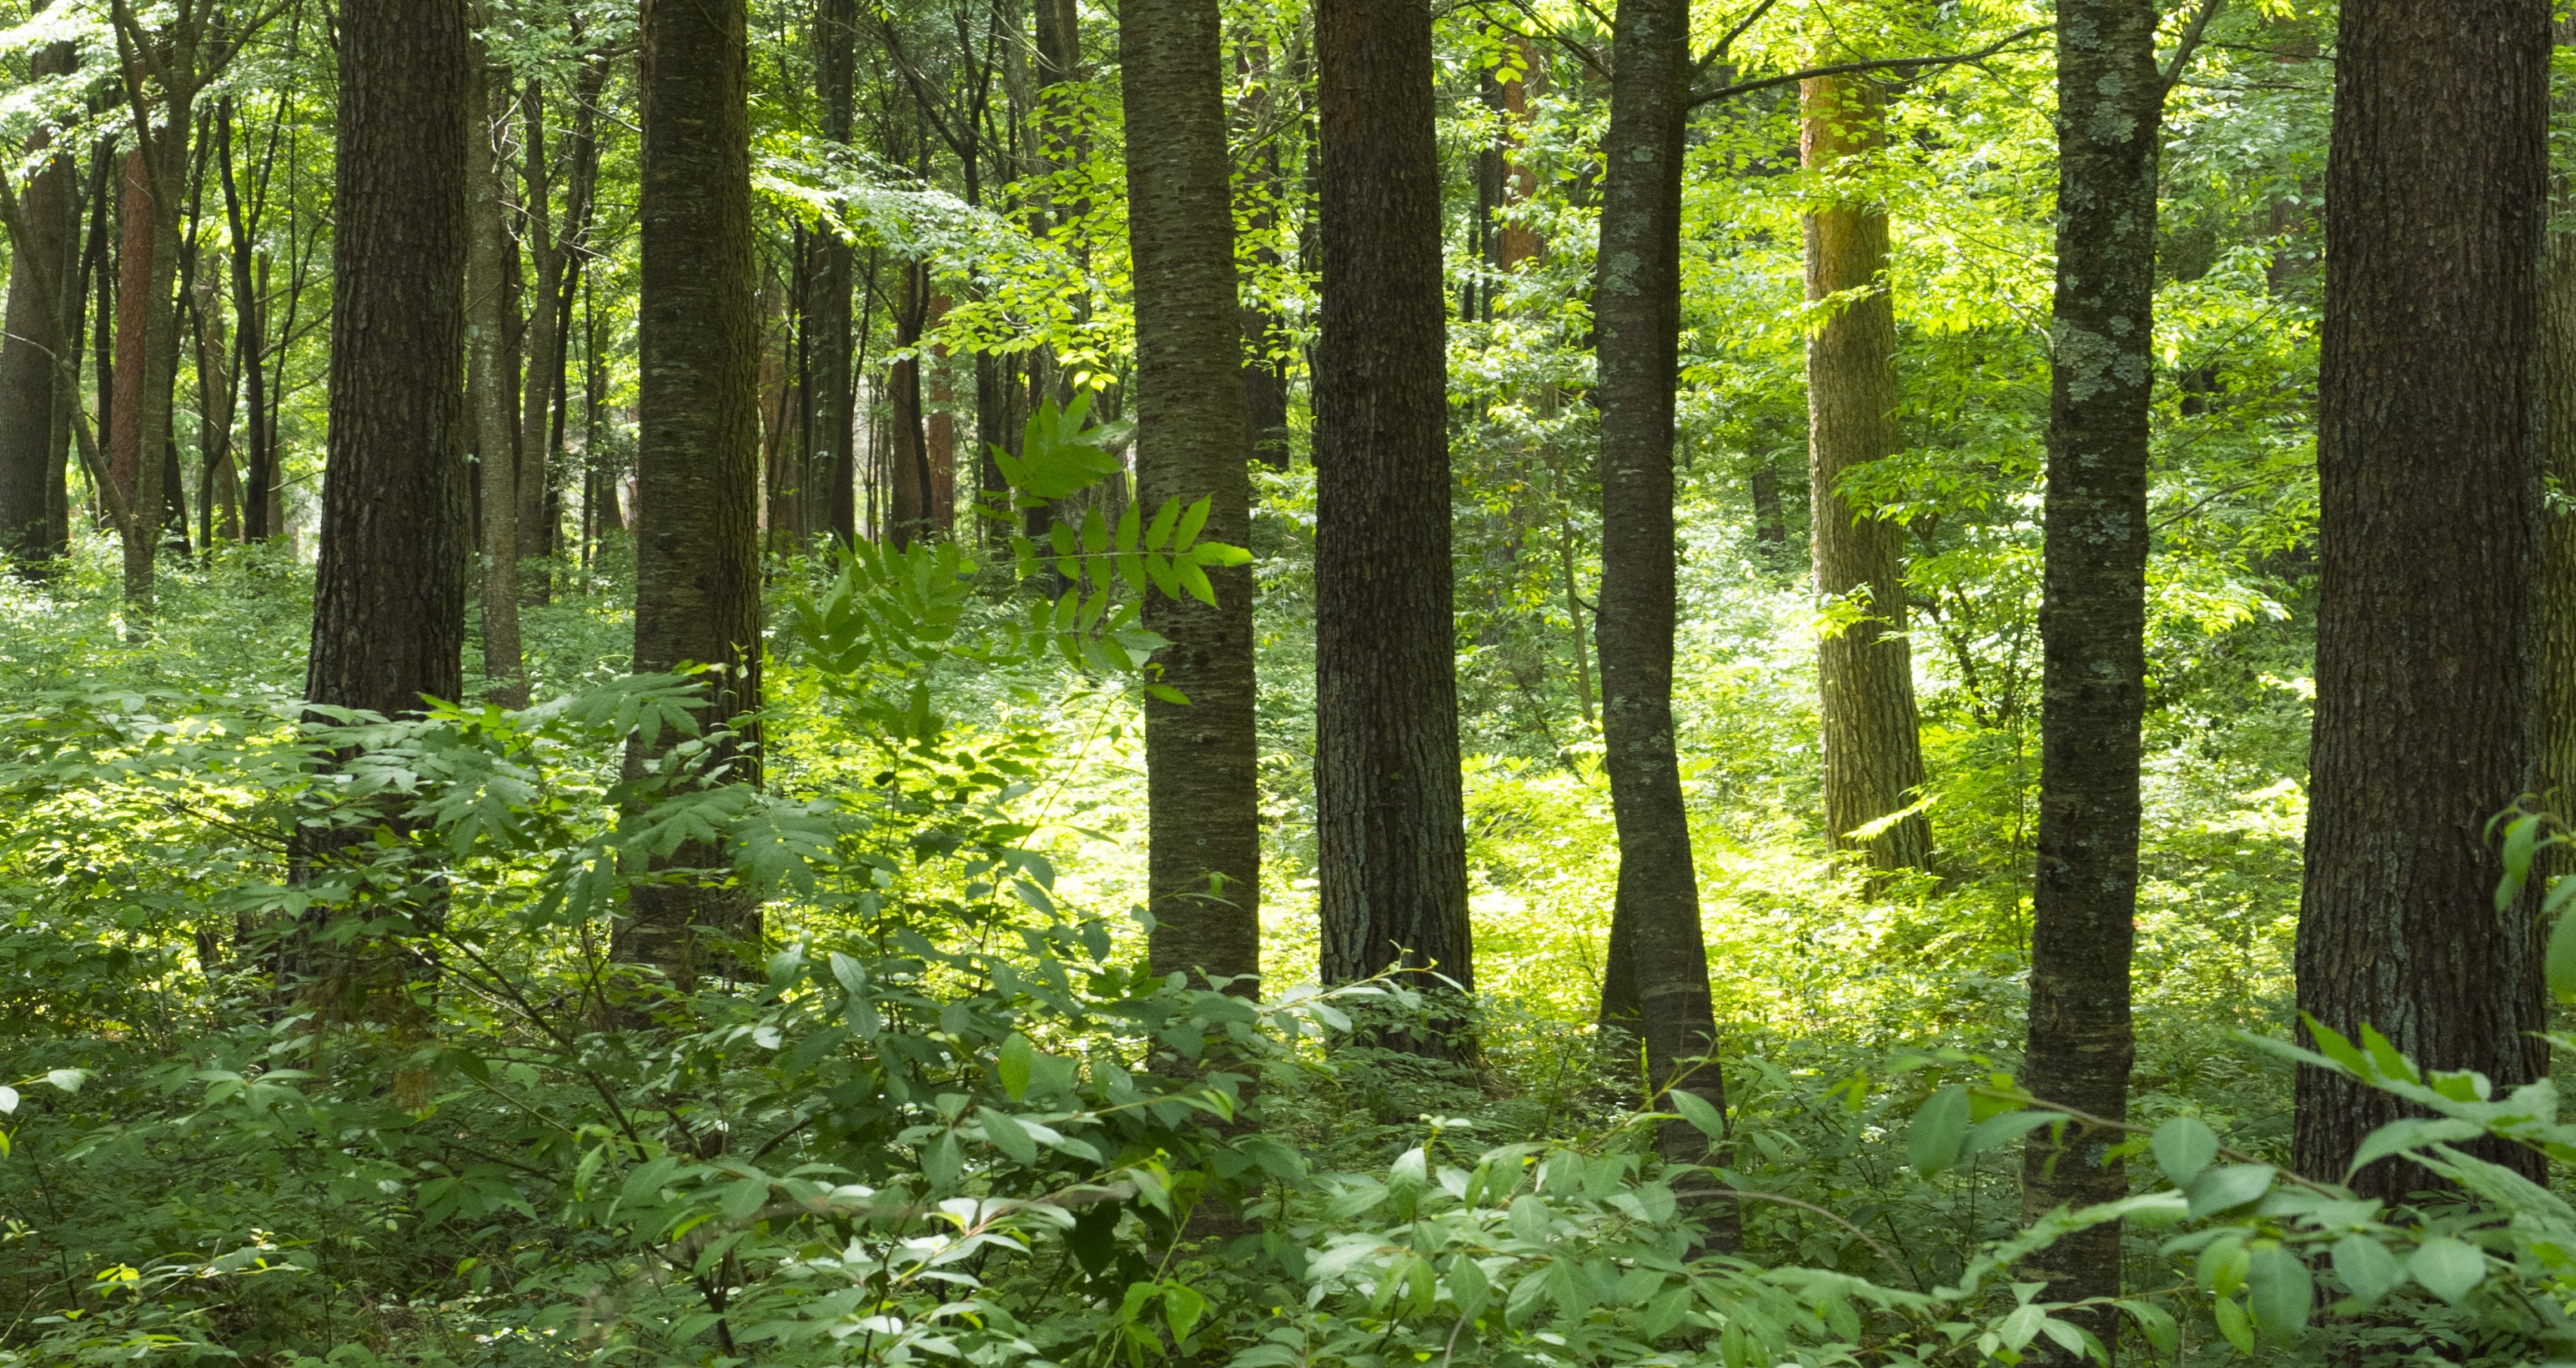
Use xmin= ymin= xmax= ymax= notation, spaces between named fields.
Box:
xmin=1803 ymin=75 xmax=1929 ymax=876
xmin=0 ymin=25 xmax=77 ymax=573
xmin=619 ymin=0 xmax=765 ymax=988
xmin=2022 ymin=1 xmax=2169 ymax=1336
xmin=887 ymin=260 xmax=932 ymax=548
xmin=1313 ymin=0 xmax=1474 ymax=1044
xmin=1749 ymin=460 xmax=1785 ymax=554
xmin=107 ymin=146 xmax=162 ymax=600
xmin=1122 ymin=0 xmax=1261 ymax=993
xmin=469 ymin=60 xmax=526 ymax=707
xmin=926 ymin=293 xmax=956 ymax=534
xmin=1590 ymin=0 xmax=1730 ymax=1201
xmin=516 ymin=76 xmax=562 ymax=604
xmin=2294 ymin=0 xmax=2550 ymax=1198
xmin=1234 ymin=38 xmax=1291 ymax=472
xmin=217 ymin=103 xmax=274 ymax=543
xmin=816 ymin=0 xmax=857 ymax=549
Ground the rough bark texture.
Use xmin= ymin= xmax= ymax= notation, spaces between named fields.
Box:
xmin=1234 ymin=39 xmax=1291 ymax=472
xmin=0 ymin=28 xmax=76 ymax=572
xmin=2294 ymin=0 xmax=2551 ymax=1198
xmin=1313 ymin=0 xmax=1473 ymax=1025
xmin=106 ymin=147 xmax=161 ymax=594
xmin=887 ymin=260 xmax=932 ymax=547
xmin=620 ymin=0 xmax=765 ymax=987
xmin=1801 ymin=75 xmax=1928 ymax=875
xmin=1122 ymin=0 xmax=1260 ymax=992
xmin=307 ymin=0 xmax=470 ymax=719
xmin=2539 ymin=23 xmax=2576 ymax=834
xmin=1592 ymin=0 xmax=1730 ymax=1204
xmin=2021 ymin=0 xmax=2167 ymax=1339
xmin=469 ymin=63 xmax=525 ymax=707
xmin=816 ymin=0 xmax=857 ymax=549
xmin=516 ymin=77 xmax=562 ymax=601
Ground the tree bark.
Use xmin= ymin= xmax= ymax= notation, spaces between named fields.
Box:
xmin=1122 ymin=0 xmax=1261 ymax=992
xmin=1234 ymin=38 xmax=1291 ymax=472
xmin=1591 ymin=0 xmax=1730 ymax=1202
xmin=816 ymin=0 xmax=857 ymax=549
xmin=887 ymin=259 xmax=932 ymax=547
xmin=1803 ymin=75 xmax=1929 ymax=876
xmin=2294 ymin=0 xmax=2550 ymax=1198
xmin=106 ymin=146 xmax=159 ymax=594
xmin=516 ymin=76 xmax=562 ymax=602
xmin=469 ymin=60 xmax=525 ymax=707
xmin=307 ymin=0 xmax=470 ymax=722
xmin=620 ymin=0 xmax=766 ymax=987
xmin=1313 ymin=0 xmax=1474 ymax=1042
xmin=0 ymin=25 xmax=77 ymax=573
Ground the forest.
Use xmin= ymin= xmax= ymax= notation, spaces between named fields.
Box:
xmin=0 ymin=0 xmax=2569 ymax=1362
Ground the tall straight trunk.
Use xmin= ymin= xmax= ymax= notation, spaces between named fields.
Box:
xmin=1312 ymin=0 xmax=1473 ymax=1036
xmin=2294 ymin=0 xmax=2550 ymax=1197
xmin=0 ymin=24 xmax=77 ymax=572
xmin=816 ymin=0 xmax=857 ymax=549
xmin=1591 ymin=0 xmax=1728 ymax=1189
xmin=469 ymin=63 xmax=525 ymax=707
xmin=926 ymin=293 xmax=955 ymax=534
xmin=106 ymin=148 xmax=155 ymax=570
xmin=887 ymin=260 xmax=931 ymax=547
xmin=2541 ymin=18 xmax=2576 ymax=826
xmin=1026 ymin=0 xmax=1079 ymax=554
xmin=1803 ymin=76 xmax=1929 ymax=874
xmin=1495 ymin=36 xmax=1543 ymax=274
xmin=516 ymin=75 xmax=561 ymax=600
xmin=218 ymin=101 xmax=274 ymax=542
xmin=2022 ymin=2 xmax=2168 ymax=1332
xmin=309 ymin=0 xmax=470 ymax=718
xmin=620 ymin=0 xmax=764 ymax=986
xmin=1122 ymin=0 xmax=1260 ymax=991
xmin=188 ymin=271 xmax=238 ymax=546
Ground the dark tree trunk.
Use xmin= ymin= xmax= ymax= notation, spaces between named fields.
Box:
xmin=1122 ymin=0 xmax=1260 ymax=991
xmin=469 ymin=60 xmax=525 ymax=706
xmin=2294 ymin=0 xmax=2551 ymax=1198
xmin=516 ymin=76 xmax=562 ymax=603
xmin=1590 ymin=0 xmax=1730 ymax=1199
xmin=2542 ymin=19 xmax=2576 ymax=823
xmin=887 ymin=260 xmax=932 ymax=547
xmin=619 ymin=0 xmax=766 ymax=987
xmin=0 ymin=26 xmax=77 ymax=572
xmin=217 ymin=103 xmax=273 ymax=542
xmin=1313 ymin=0 xmax=1473 ymax=1039
xmin=816 ymin=0 xmax=857 ymax=549
xmin=1748 ymin=459 xmax=1785 ymax=554
xmin=2021 ymin=2 xmax=2168 ymax=1335
xmin=107 ymin=147 xmax=160 ymax=594
xmin=1803 ymin=75 xmax=1928 ymax=876
xmin=1235 ymin=38 xmax=1291 ymax=472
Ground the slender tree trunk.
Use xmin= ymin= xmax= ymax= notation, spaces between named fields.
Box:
xmin=2294 ymin=0 xmax=2551 ymax=1197
xmin=1123 ymin=0 xmax=1260 ymax=991
xmin=1313 ymin=0 xmax=1474 ymax=1045
xmin=2541 ymin=20 xmax=2576 ymax=824
xmin=1749 ymin=460 xmax=1785 ymax=554
xmin=108 ymin=146 xmax=159 ymax=597
xmin=469 ymin=61 xmax=526 ymax=707
xmin=619 ymin=0 xmax=765 ymax=987
xmin=0 ymin=25 xmax=77 ymax=573
xmin=1234 ymin=38 xmax=1291 ymax=472
xmin=1590 ymin=0 xmax=1730 ymax=1201
xmin=218 ymin=103 xmax=273 ymax=543
xmin=926 ymin=293 xmax=955 ymax=534
xmin=515 ymin=76 xmax=562 ymax=604
xmin=1803 ymin=76 xmax=1929 ymax=875
xmin=887 ymin=260 xmax=931 ymax=547
xmin=2022 ymin=2 xmax=2169 ymax=1335
xmin=816 ymin=0 xmax=857 ymax=549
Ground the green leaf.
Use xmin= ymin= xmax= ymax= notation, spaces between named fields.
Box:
xmin=2152 ymin=1116 xmax=2220 ymax=1186
xmin=978 ymin=1107 xmax=1039 ymax=1165
xmin=1173 ymin=495 xmax=1212 ymax=550
xmin=2498 ymin=812 xmax=2544 ymax=910
xmin=2212 ymin=1295 xmax=2254 ymax=1355
xmin=1964 ymin=1109 xmax=2057 ymax=1155
xmin=2331 ymin=1235 xmax=2406 ymax=1303
xmin=1082 ymin=506 xmax=1109 ymax=555
xmin=1190 ymin=540 xmax=1252 ymax=567
xmin=2186 ymin=1163 xmax=2276 ymax=1217
xmin=720 ymin=1176 xmax=769 ymax=1220
xmin=1162 ymin=1281 xmax=1207 ymax=1342
xmin=2548 ymin=901 xmax=2576 ymax=1002
xmin=1114 ymin=499 xmax=1142 ymax=553
xmin=2119 ymin=1300 xmax=2177 ymax=1355
xmin=1176 ymin=559 xmax=1215 ymax=606
xmin=1907 ymin=1085 xmax=1971 ymax=1174
xmin=1668 ymin=1088 xmax=1727 ymax=1140
xmin=2247 ymin=1245 xmax=2312 ymax=1340
xmin=1447 ymin=1255 xmax=1490 ymax=1320
xmin=2348 ymin=1117 xmax=2484 ymax=1176
xmin=2408 ymin=1235 xmax=2486 ymax=1304
xmin=43 ymin=1070 xmax=82 ymax=1094
xmin=997 ymin=1033 xmax=1037 ymax=1100
xmin=1144 ymin=497 xmax=1183 ymax=551
xmin=924 ymin=1131 xmax=964 ymax=1190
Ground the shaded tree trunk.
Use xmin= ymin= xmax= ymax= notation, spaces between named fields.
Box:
xmin=1803 ymin=75 xmax=1928 ymax=875
xmin=516 ymin=75 xmax=562 ymax=604
xmin=1234 ymin=38 xmax=1291 ymax=472
xmin=2021 ymin=0 xmax=2174 ymax=1340
xmin=0 ymin=24 xmax=77 ymax=573
xmin=1313 ymin=0 xmax=1473 ymax=1043
xmin=886 ymin=259 xmax=932 ymax=547
xmin=618 ymin=0 xmax=766 ymax=988
xmin=1590 ymin=0 xmax=1730 ymax=1205
xmin=469 ymin=60 xmax=525 ymax=707
xmin=1122 ymin=0 xmax=1260 ymax=992
xmin=816 ymin=0 xmax=857 ymax=549
xmin=2294 ymin=0 xmax=2551 ymax=1197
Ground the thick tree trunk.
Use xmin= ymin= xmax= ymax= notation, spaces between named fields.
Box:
xmin=620 ymin=0 xmax=765 ymax=988
xmin=2021 ymin=0 xmax=2168 ymax=1339
xmin=469 ymin=62 xmax=526 ymax=707
xmin=307 ymin=0 xmax=470 ymax=720
xmin=816 ymin=0 xmax=857 ymax=549
xmin=0 ymin=28 xmax=76 ymax=573
xmin=107 ymin=147 xmax=162 ymax=599
xmin=1313 ymin=0 xmax=1474 ymax=1043
xmin=2294 ymin=0 xmax=2550 ymax=1197
xmin=887 ymin=260 xmax=932 ymax=547
xmin=1803 ymin=76 xmax=1929 ymax=876
xmin=1591 ymin=0 xmax=1730 ymax=1205
xmin=1122 ymin=0 xmax=1260 ymax=992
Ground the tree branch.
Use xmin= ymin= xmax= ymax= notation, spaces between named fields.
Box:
xmin=2160 ymin=0 xmax=2226 ymax=93
xmin=1685 ymin=23 xmax=2053 ymax=109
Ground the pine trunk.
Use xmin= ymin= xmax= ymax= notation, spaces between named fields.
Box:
xmin=620 ymin=0 xmax=766 ymax=987
xmin=1592 ymin=0 xmax=1730 ymax=1203
xmin=1802 ymin=75 xmax=1929 ymax=875
xmin=1122 ymin=0 xmax=1261 ymax=992
xmin=1313 ymin=0 xmax=1474 ymax=1041
xmin=469 ymin=62 xmax=526 ymax=707
xmin=2294 ymin=0 xmax=2551 ymax=1197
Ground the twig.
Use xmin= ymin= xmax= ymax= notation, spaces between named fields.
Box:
xmin=1687 ymin=25 xmax=2054 ymax=108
